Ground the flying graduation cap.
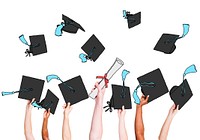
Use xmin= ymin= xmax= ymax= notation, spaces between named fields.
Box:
xmin=46 ymin=74 xmax=88 ymax=105
xmin=154 ymin=24 xmax=190 ymax=54
xmin=55 ymin=14 xmax=85 ymax=36
xmin=2 ymin=75 xmax=45 ymax=102
xmin=104 ymin=69 xmax=131 ymax=112
xmin=19 ymin=34 xmax=47 ymax=57
xmin=32 ymin=89 xmax=59 ymax=114
xmin=123 ymin=10 xmax=141 ymax=29
xmin=170 ymin=64 xmax=197 ymax=110
xmin=133 ymin=68 xmax=169 ymax=104
xmin=79 ymin=34 xmax=105 ymax=63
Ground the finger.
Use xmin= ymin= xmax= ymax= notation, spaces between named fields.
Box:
xmin=171 ymin=104 xmax=176 ymax=110
xmin=67 ymin=102 xmax=71 ymax=108
xmin=145 ymin=95 xmax=149 ymax=102
xmin=95 ymin=82 xmax=101 ymax=92
xmin=48 ymin=108 xmax=51 ymax=113
xmin=122 ymin=105 xmax=125 ymax=111
xmin=62 ymin=103 xmax=66 ymax=109
xmin=31 ymin=98 xmax=35 ymax=104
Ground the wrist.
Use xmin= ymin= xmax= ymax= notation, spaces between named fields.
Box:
xmin=136 ymin=104 xmax=143 ymax=109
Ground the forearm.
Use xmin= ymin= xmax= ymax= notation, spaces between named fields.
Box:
xmin=62 ymin=117 xmax=71 ymax=140
xmin=119 ymin=118 xmax=128 ymax=140
xmin=135 ymin=106 xmax=145 ymax=140
xmin=159 ymin=115 xmax=173 ymax=140
xmin=89 ymin=101 xmax=103 ymax=140
xmin=42 ymin=119 xmax=49 ymax=140
xmin=24 ymin=110 xmax=35 ymax=140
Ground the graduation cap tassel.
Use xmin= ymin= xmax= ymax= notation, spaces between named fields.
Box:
xmin=121 ymin=69 xmax=130 ymax=98
xmin=19 ymin=34 xmax=29 ymax=46
xmin=2 ymin=88 xmax=33 ymax=96
xmin=133 ymin=85 xmax=141 ymax=104
xmin=178 ymin=24 xmax=190 ymax=39
xmin=32 ymin=101 xmax=43 ymax=109
xmin=132 ymin=82 xmax=155 ymax=104
xmin=79 ymin=47 xmax=96 ymax=63
xmin=181 ymin=64 xmax=197 ymax=96
xmin=46 ymin=74 xmax=75 ymax=93
xmin=123 ymin=10 xmax=130 ymax=19
xmin=55 ymin=22 xmax=65 ymax=36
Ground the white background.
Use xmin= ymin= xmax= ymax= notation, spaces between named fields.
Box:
xmin=0 ymin=0 xmax=200 ymax=139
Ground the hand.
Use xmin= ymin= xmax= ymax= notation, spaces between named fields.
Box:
xmin=168 ymin=104 xmax=179 ymax=118
xmin=93 ymin=82 xmax=106 ymax=103
xmin=26 ymin=98 xmax=35 ymax=111
xmin=137 ymin=95 xmax=149 ymax=107
xmin=118 ymin=106 xmax=126 ymax=119
xmin=43 ymin=109 xmax=50 ymax=119
xmin=63 ymin=102 xmax=72 ymax=118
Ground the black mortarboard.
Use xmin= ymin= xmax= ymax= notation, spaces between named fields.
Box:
xmin=169 ymin=64 xmax=197 ymax=110
xmin=170 ymin=79 xmax=193 ymax=110
xmin=154 ymin=24 xmax=190 ymax=54
xmin=104 ymin=69 xmax=131 ymax=112
xmin=58 ymin=75 xmax=88 ymax=105
xmin=111 ymin=84 xmax=132 ymax=109
xmin=18 ymin=75 xmax=45 ymax=102
xmin=154 ymin=34 xmax=179 ymax=54
xmin=36 ymin=89 xmax=59 ymax=114
xmin=136 ymin=68 xmax=169 ymax=103
xmin=62 ymin=14 xmax=85 ymax=33
xmin=123 ymin=10 xmax=141 ymax=29
xmin=79 ymin=34 xmax=105 ymax=62
xmin=29 ymin=35 xmax=47 ymax=56
xmin=19 ymin=34 xmax=47 ymax=57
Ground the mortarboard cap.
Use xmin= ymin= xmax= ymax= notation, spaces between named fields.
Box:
xmin=18 ymin=75 xmax=45 ymax=102
xmin=154 ymin=24 xmax=190 ymax=54
xmin=104 ymin=69 xmax=131 ymax=112
xmin=169 ymin=64 xmax=196 ymax=110
xmin=62 ymin=14 xmax=85 ymax=33
xmin=170 ymin=79 xmax=193 ymax=110
xmin=123 ymin=10 xmax=141 ymax=29
xmin=29 ymin=35 xmax=47 ymax=56
xmin=136 ymin=68 xmax=169 ymax=103
xmin=33 ymin=89 xmax=59 ymax=114
xmin=79 ymin=34 xmax=105 ymax=62
xmin=58 ymin=75 xmax=88 ymax=105
xmin=111 ymin=84 xmax=132 ymax=109
xmin=19 ymin=34 xmax=47 ymax=57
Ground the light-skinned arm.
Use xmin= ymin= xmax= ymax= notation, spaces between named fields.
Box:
xmin=89 ymin=82 xmax=106 ymax=140
xmin=62 ymin=102 xmax=72 ymax=140
xmin=118 ymin=106 xmax=128 ymax=140
xmin=159 ymin=104 xmax=179 ymax=140
xmin=24 ymin=98 xmax=35 ymax=140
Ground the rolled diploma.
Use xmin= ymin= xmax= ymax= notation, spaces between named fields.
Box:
xmin=89 ymin=57 xmax=124 ymax=99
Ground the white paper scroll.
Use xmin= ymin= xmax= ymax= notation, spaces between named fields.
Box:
xmin=89 ymin=57 xmax=124 ymax=99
